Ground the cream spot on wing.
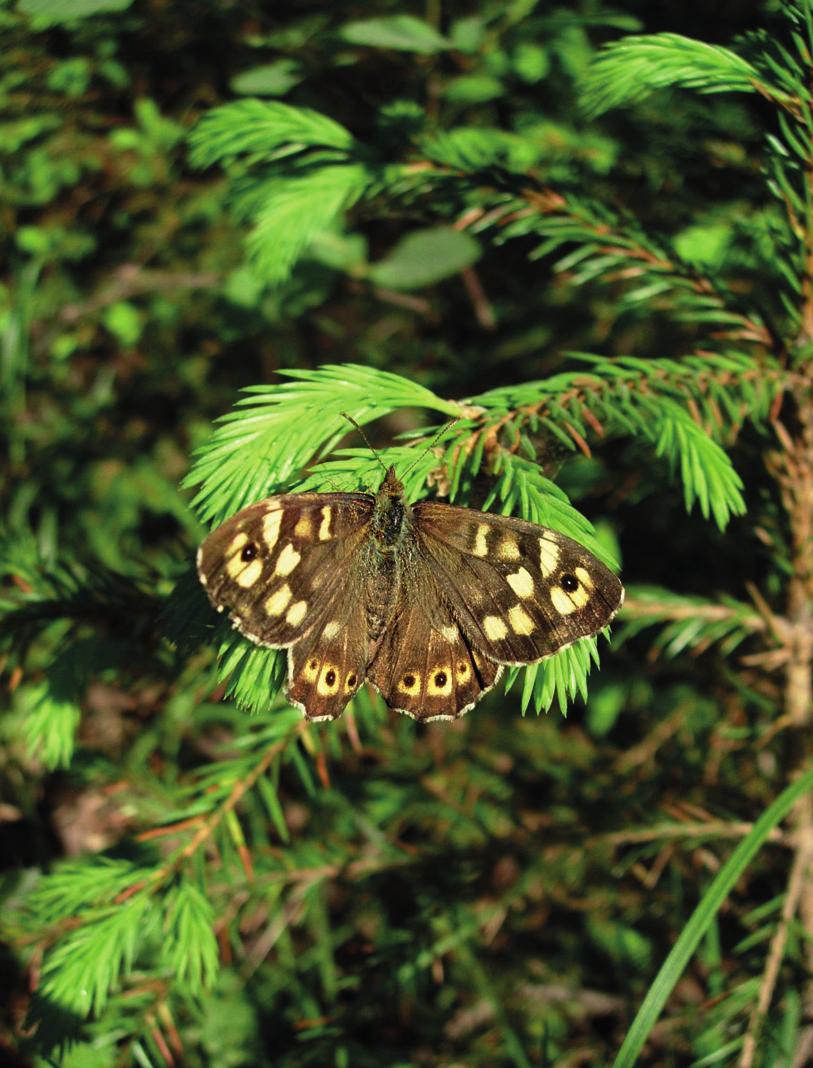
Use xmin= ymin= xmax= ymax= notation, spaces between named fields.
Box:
xmin=506 ymin=566 xmax=534 ymax=599
xmin=294 ymin=514 xmax=312 ymax=539
xmin=275 ymin=543 xmax=301 ymax=577
xmin=575 ymin=566 xmax=594 ymax=590
xmin=427 ymin=667 xmax=452 ymax=697
xmin=286 ymin=600 xmax=307 ymax=627
xmin=440 ymin=624 xmax=458 ymax=642
xmin=550 ymin=587 xmax=577 ymax=615
xmin=498 ymin=537 xmax=520 ymax=561
xmin=235 ymin=559 xmax=263 ymax=588
xmin=483 ymin=615 xmax=508 ymax=640
xmin=550 ymin=584 xmax=589 ymax=614
xmin=539 ymin=536 xmax=560 ymax=577
xmin=318 ymin=506 xmax=332 ymax=541
xmin=323 ymin=620 xmax=341 ymax=639
xmin=570 ymin=585 xmax=590 ymax=609
xmin=265 ymin=584 xmax=292 ymax=616
xmin=397 ymin=671 xmax=421 ymax=695
xmin=508 ymin=604 xmax=535 ymax=635
xmin=226 ymin=533 xmax=251 ymax=578
xmin=473 ymin=524 xmax=490 ymax=557
xmin=263 ymin=510 xmax=282 ymax=550
xmin=317 ymin=663 xmax=340 ymax=696
xmin=227 ymin=532 xmax=248 ymax=555
xmin=303 ymin=656 xmax=320 ymax=682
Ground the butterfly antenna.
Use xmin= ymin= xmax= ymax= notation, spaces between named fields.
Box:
xmin=341 ymin=412 xmax=389 ymax=476
xmin=401 ymin=418 xmax=460 ymax=481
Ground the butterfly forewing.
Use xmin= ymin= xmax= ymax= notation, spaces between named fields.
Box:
xmin=197 ymin=492 xmax=374 ymax=648
xmin=412 ymin=502 xmax=624 ymax=665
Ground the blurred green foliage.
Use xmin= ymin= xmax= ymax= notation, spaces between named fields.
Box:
xmin=2 ymin=1 xmax=812 ymax=1066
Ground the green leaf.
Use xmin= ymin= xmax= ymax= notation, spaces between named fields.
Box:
xmin=511 ymin=43 xmax=550 ymax=84
xmin=673 ymin=220 xmax=732 ymax=268
xmin=19 ymin=0 xmax=133 ymax=20
xmin=444 ymin=74 xmax=504 ymax=105
xmin=338 ymin=15 xmax=450 ymax=54
xmin=230 ymin=60 xmax=304 ymax=97
xmin=368 ymin=227 xmax=481 ymax=290
xmin=102 ymin=301 xmax=142 ymax=346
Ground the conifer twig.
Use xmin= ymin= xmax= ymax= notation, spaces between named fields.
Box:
xmin=738 ymin=818 xmax=813 ymax=1067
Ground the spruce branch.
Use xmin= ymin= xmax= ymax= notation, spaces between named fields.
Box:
xmin=465 ymin=354 xmax=786 ymax=530
xmin=619 ymin=588 xmax=767 ymax=660
xmin=23 ymin=717 xmax=305 ymax=1033
xmin=189 ymin=99 xmax=784 ymax=341
xmin=581 ymin=33 xmax=799 ymax=119
xmin=184 ymin=365 xmax=461 ymax=526
xmin=458 ymin=191 xmax=780 ymax=350
xmin=188 ymin=100 xmax=358 ymax=166
xmin=186 ymin=358 xmax=771 ymax=716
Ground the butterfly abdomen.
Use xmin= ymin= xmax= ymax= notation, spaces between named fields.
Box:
xmin=365 ymin=547 xmax=399 ymax=646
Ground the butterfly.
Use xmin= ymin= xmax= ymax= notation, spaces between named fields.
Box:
xmin=197 ymin=466 xmax=624 ymax=723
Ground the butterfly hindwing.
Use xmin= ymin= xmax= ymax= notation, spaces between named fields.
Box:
xmin=286 ymin=589 xmax=368 ymax=721
xmin=367 ymin=603 xmax=502 ymax=722
xmin=197 ymin=492 xmax=374 ymax=647
xmin=412 ymin=502 xmax=624 ymax=665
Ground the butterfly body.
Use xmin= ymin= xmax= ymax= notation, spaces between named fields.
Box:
xmin=197 ymin=466 xmax=624 ymax=723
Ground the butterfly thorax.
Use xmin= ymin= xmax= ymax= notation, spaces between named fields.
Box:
xmin=370 ymin=466 xmax=409 ymax=552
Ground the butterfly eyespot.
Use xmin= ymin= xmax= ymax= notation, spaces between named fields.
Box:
xmin=403 ymin=674 xmax=416 ymax=687
xmin=241 ymin=543 xmax=258 ymax=562
xmin=347 ymin=673 xmax=357 ymax=687
xmin=325 ymin=669 xmax=336 ymax=686
xmin=457 ymin=662 xmax=468 ymax=674
xmin=561 ymin=573 xmax=579 ymax=592
xmin=309 ymin=659 xmax=318 ymax=670
xmin=434 ymin=671 xmax=447 ymax=687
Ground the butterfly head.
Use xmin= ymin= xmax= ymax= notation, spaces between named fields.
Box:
xmin=379 ymin=465 xmax=405 ymax=499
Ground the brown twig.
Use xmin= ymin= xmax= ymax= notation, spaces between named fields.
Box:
xmin=59 ymin=265 xmax=221 ymax=323
xmin=592 ymin=821 xmax=791 ymax=850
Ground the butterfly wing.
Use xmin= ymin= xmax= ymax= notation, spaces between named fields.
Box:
xmin=286 ymin=581 xmax=369 ymax=722
xmin=197 ymin=492 xmax=374 ymax=648
xmin=367 ymin=566 xmax=502 ymax=722
xmin=412 ymin=502 xmax=624 ymax=665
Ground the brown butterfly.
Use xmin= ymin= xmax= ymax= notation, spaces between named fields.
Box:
xmin=197 ymin=466 xmax=624 ymax=723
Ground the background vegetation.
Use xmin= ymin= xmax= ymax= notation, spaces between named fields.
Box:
xmin=2 ymin=0 xmax=812 ymax=1065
